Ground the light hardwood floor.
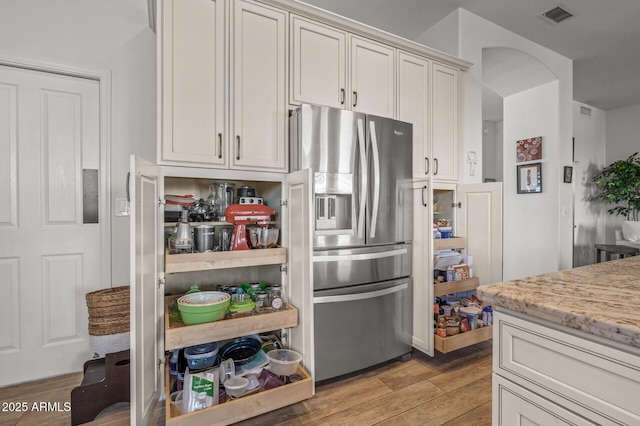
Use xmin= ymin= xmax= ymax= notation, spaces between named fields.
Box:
xmin=0 ymin=341 xmax=492 ymax=425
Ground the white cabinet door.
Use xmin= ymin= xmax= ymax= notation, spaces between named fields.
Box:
xmin=129 ymin=156 xmax=164 ymax=425
xmin=411 ymin=179 xmax=433 ymax=355
xmin=231 ymin=0 xmax=288 ymax=172
xmin=160 ymin=0 xmax=226 ymax=167
xmin=398 ymin=51 xmax=430 ymax=178
xmin=290 ymin=15 xmax=347 ymax=109
xmin=350 ymin=36 xmax=396 ymax=118
xmin=456 ymin=182 xmax=503 ymax=285
xmin=494 ymin=375 xmax=597 ymax=426
xmin=286 ymin=169 xmax=315 ymax=382
xmin=432 ymin=62 xmax=459 ymax=182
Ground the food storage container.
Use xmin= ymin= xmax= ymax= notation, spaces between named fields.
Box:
xmin=184 ymin=342 xmax=219 ymax=370
xmin=266 ymin=349 xmax=302 ymax=376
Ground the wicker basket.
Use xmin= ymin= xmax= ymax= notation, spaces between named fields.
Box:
xmin=86 ymin=286 xmax=130 ymax=336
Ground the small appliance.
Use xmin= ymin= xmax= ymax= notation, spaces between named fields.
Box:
xmin=237 ymin=196 xmax=264 ymax=205
xmin=225 ymin=204 xmax=274 ymax=250
xmin=208 ymin=182 xmax=235 ymax=221
xmin=168 ymin=210 xmax=194 ymax=253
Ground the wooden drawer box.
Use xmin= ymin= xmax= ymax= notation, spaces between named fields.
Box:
xmin=494 ymin=311 xmax=640 ymax=424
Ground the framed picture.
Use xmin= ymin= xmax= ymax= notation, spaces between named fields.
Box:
xmin=517 ymin=162 xmax=542 ymax=194
xmin=516 ymin=136 xmax=542 ymax=162
xmin=563 ymin=166 xmax=573 ymax=183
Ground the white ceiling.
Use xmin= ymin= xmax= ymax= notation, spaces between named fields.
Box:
xmin=300 ymin=0 xmax=640 ymax=111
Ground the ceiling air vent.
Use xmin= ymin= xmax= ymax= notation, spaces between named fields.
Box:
xmin=540 ymin=6 xmax=574 ymax=24
xmin=580 ymin=106 xmax=592 ymax=117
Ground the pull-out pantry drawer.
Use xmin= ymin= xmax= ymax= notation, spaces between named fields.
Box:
xmin=494 ymin=310 xmax=640 ymax=425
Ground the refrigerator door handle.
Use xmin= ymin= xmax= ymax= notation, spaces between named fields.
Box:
xmin=356 ymin=118 xmax=367 ymax=239
xmin=313 ymin=283 xmax=408 ymax=304
xmin=313 ymin=247 xmax=408 ymax=262
xmin=369 ymin=120 xmax=381 ymax=238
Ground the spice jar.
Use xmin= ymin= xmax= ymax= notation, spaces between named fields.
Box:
xmin=254 ymin=291 xmax=269 ymax=309
xmin=269 ymin=285 xmax=283 ymax=310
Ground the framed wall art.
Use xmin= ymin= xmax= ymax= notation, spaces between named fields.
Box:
xmin=516 ymin=136 xmax=542 ymax=162
xmin=517 ymin=162 xmax=542 ymax=194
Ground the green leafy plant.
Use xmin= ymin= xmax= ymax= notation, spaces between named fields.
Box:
xmin=591 ymin=152 xmax=640 ymax=221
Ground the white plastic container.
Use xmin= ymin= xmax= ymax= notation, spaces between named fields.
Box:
xmin=224 ymin=377 xmax=249 ymax=398
xmin=266 ymin=349 xmax=302 ymax=376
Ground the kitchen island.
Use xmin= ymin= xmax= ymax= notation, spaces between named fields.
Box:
xmin=477 ymin=257 xmax=640 ymax=425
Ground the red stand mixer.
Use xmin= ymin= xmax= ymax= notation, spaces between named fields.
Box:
xmin=225 ymin=204 xmax=275 ymax=250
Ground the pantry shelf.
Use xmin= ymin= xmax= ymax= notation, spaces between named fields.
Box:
xmin=164 ymin=297 xmax=298 ymax=350
xmin=165 ymin=363 xmax=312 ymax=425
xmin=165 ymin=247 xmax=286 ymax=273
xmin=433 ymin=277 xmax=480 ymax=297
xmin=434 ymin=237 xmax=466 ymax=251
xmin=434 ymin=326 xmax=493 ymax=354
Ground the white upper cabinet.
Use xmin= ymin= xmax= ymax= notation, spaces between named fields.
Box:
xmin=159 ymin=0 xmax=288 ymax=172
xmin=290 ymin=15 xmax=347 ymax=109
xmin=350 ymin=36 xmax=396 ymax=118
xmin=398 ymin=51 xmax=430 ymax=178
xmin=231 ymin=0 xmax=288 ymax=171
xmin=290 ymin=16 xmax=396 ymax=118
xmin=160 ymin=0 xmax=226 ymax=167
xmin=431 ymin=62 xmax=460 ymax=182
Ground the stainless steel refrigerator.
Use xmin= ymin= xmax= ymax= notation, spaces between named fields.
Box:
xmin=291 ymin=103 xmax=413 ymax=381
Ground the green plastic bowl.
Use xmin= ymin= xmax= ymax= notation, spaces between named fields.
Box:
xmin=178 ymin=299 xmax=230 ymax=325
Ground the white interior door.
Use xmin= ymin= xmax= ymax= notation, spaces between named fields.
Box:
xmin=457 ymin=182 xmax=503 ymax=285
xmin=0 ymin=65 xmax=102 ymax=386
xmin=129 ymin=156 xmax=163 ymax=425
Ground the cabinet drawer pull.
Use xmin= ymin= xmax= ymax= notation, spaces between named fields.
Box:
xmin=218 ymin=133 xmax=223 ymax=159
xmin=434 ymin=158 xmax=439 ymax=175
xmin=422 ymin=185 xmax=427 ymax=207
xmin=340 ymin=88 xmax=345 ymax=105
xmin=353 ymin=91 xmax=357 ymax=107
xmin=236 ymin=135 xmax=240 ymax=161
xmin=425 ymin=157 xmax=429 ymax=175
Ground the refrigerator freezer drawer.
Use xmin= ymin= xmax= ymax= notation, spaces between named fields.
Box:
xmin=313 ymin=279 xmax=413 ymax=381
xmin=312 ymin=244 xmax=411 ymax=291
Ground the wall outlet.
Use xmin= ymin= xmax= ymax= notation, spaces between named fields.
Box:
xmin=116 ymin=198 xmax=130 ymax=217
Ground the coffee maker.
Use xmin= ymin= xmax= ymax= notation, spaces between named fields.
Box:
xmin=225 ymin=204 xmax=274 ymax=250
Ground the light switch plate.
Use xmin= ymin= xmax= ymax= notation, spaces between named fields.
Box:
xmin=116 ymin=198 xmax=130 ymax=217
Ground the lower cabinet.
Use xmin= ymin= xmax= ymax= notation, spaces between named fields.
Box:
xmin=493 ymin=375 xmax=594 ymax=426
xmin=493 ymin=310 xmax=640 ymax=425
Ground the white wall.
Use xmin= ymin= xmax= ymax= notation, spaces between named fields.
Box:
xmin=503 ymin=82 xmax=559 ymax=280
xmin=416 ymin=9 xmax=574 ymax=275
xmin=604 ymin=103 xmax=640 ymax=241
xmin=482 ymin=120 xmax=501 ymax=181
xmin=573 ymin=102 xmax=606 ymax=264
xmin=0 ymin=0 xmax=157 ymax=286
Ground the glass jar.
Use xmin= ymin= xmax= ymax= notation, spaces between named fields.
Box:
xmin=253 ymin=291 xmax=269 ymax=309
xmin=269 ymin=285 xmax=283 ymax=310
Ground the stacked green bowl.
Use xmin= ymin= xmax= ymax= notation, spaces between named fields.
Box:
xmin=177 ymin=291 xmax=231 ymax=325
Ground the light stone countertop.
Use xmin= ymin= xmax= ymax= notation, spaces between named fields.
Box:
xmin=476 ymin=256 xmax=640 ymax=348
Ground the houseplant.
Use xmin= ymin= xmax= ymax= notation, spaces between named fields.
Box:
xmin=591 ymin=152 xmax=640 ymax=240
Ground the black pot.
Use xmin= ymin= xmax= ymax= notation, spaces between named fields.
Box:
xmin=219 ymin=336 xmax=262 ymax=365
xmin=236 ymin=185 xmax=256 ymax=198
